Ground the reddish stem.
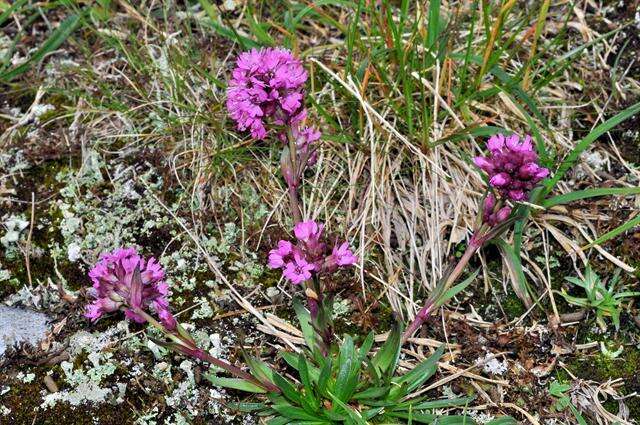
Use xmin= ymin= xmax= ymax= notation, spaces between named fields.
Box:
xmin=288 ymin=184 xmax=302 ymax=224
xmin=131 ymin=307 xmax=279 ymax=393
xmin=187 ymin=348 xmax=280 ymax=393
xmin=401 ymin=238 xmax=481 ymax=343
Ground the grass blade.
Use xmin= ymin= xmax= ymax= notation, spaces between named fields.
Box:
xmin=543 ymin=187 xmax=640 ymax=208
xmin=543 ymin=101 xmax=640 ymax=194
xmin=1 ymin=13 xmax=81 ymax=82
xmin=583 ymin=214 xmax=640 ymax=249
xmin=494 ymin=238 xmax=533 ymax=308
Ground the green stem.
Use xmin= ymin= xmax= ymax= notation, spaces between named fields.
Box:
xmin=287 ymin=129 xmax=303 ymax=223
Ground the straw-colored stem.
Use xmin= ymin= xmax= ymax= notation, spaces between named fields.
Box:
xmin=523 ymin=0 xmax=551 ymax=90
xmin=477 ymin=0 xmax=517 ymax=86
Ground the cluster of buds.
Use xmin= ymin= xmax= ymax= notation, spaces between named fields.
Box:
xmin=481 ymin=193 xmax=512 ymax=227
xmin=474 ymin=134 xmax=549 ymax=202
xmin=268 ymin=220 xmax=357 ymax=285
xmin=280 ymin=126 xmax=322 ymax=189
xmin=86 ymin=247 xmax=177 ymax=330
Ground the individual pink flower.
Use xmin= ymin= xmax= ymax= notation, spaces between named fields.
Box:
xmin=283 ymin=253 xmax=315 ymax=284
xmin=331 ymin=242 xmax=358 ymax=266
xmin=322 ymin=241 xmax=358 ymax=273
xmin=294 ymin=220 xmax=323 ymax=243
xmin=226 ymin=48 xmax=308 ymax=139
xmin=86 ymin=247 xmax=174 ymax=328
xmin=474 ymin=134 xmax=549 ymax=201
xmin=294 ymin=220 xmax=326 ymax=257
xmin=268 ymin=240 xmax=293 ymax=269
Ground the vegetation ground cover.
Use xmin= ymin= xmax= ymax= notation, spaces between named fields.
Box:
xmin=0 ymin=1 xmax=639 ymax=424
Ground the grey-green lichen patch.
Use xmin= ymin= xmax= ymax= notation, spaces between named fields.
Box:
xmin=40 ymin=324 xmax=131 ymax=409
xmin=0 ymin=263 xmax=10 ymax=282
xmin=53 ymin=161 xmax=169 ymax=260
xmin=0 ymin=306 xmax=51 ymax=358
xmin=40 ymin=358 xmax=121 ymax=408
xmin=190 ymin=297 xmax=214 ymax=320
xmin=0 ymin=215 xmax=29 ymax=248
xmin=1 ymin=117 xmax=275 ymax=424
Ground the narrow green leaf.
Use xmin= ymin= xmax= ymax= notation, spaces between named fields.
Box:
xmin=543 ymin=187 xmax=640 ymax=208
xmin=371 ymin=322 xmax=402 ymax=377
xmin=246 ymin=3 xmax=275 ymax=46
xmin=409 ymin=396 xmax=476 ymax=410
xmin=317 ymin=357 xmax=333 ymax=397
xmin=205 ymin=376 xmax=267 ymax=393
xmin=243 ymin=354 xmax=275 ymax=387
xmin=327 ymin=391 xmax=368 ymax=425
xmin=271 ymin=404 xmax=319 ymax=421
xmin=1 ymin=14 xmax=81 ymax=82
xmin=272 ymin=372 xmax=302 ymax=405
xmin=426 ymin=0 xmax=441 ymax=61
xmin=544 ymin=101 xmax=640 ymax=194
xmin=583 ymin=214 xmax=640 ymax=249
xmin=357 ymin=332 xmax=375 ymax=365
xmin=298 ymin=354 xmax=320 ymax=412
xmin=334 ymin=336 xmax=356 ymax=401
xmin=430 ymin=125 xmax=507 ymax=148
xmin=225 ymin=402 xmax=269 ymax=412
xmin=434 ymin=269 xmax=479 ymax=309
xmin=266 ymin=416 xmax=290 ymax=425
xmin=293 ymin=298 xmax=319 ymax=354
xmin=352 ymin=386 xmax=390 ymax=400
xmin=494 ymin=238 xmax=534 ymax=308
xmin=0 ymin=0 xmax=28 ymax=27
xmin=390 ymin=345 xmax=444 ymax=399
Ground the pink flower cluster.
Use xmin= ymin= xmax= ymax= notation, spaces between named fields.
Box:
xmin=474 ymin=134 xmax=549 ymax=202
xmin=268 ymin=221 xmax=358 ymax=284
xmin=86 ymin=247 xmax=176 ymax=330
xmin=226 ymin=48 xmax=308 ymax=139
xmin=482 ymin=193 xmax=511 ymax=226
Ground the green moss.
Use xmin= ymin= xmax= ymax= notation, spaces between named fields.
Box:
xmin=501 ymin=290 xmax=526 ymax=318
xmin=563 ymin=346 xmax=640 ymax=417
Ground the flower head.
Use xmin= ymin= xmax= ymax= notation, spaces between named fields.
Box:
xmin=86 ymin=247 xmax=175 ymax=329
xmin=268 ymin=221 xmax=356 ymax=284
xmin=474 ymin=134 xmax=549 ymax=201
xmin=226 ymin=48 xmax=308 ymax=139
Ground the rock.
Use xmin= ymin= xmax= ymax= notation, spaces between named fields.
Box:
xmin=0 ymin=305 xmax=50 ymax=357
xmin=43 ymin=375 xmax=59 ymax=393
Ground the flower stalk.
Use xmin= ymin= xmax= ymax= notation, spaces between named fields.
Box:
xmin=131 ymin=307 xmax=279 ymax=393
xmin=402 ymin=133 xmax=549 ymax=342
xmin=402 ymin=241 xmax=479 ymax=342
xmin=85 ymin=247 xmax=280 ymax=393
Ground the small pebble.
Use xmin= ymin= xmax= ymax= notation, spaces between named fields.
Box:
xmin=43 ymin=375 xmax=58 ymax=393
